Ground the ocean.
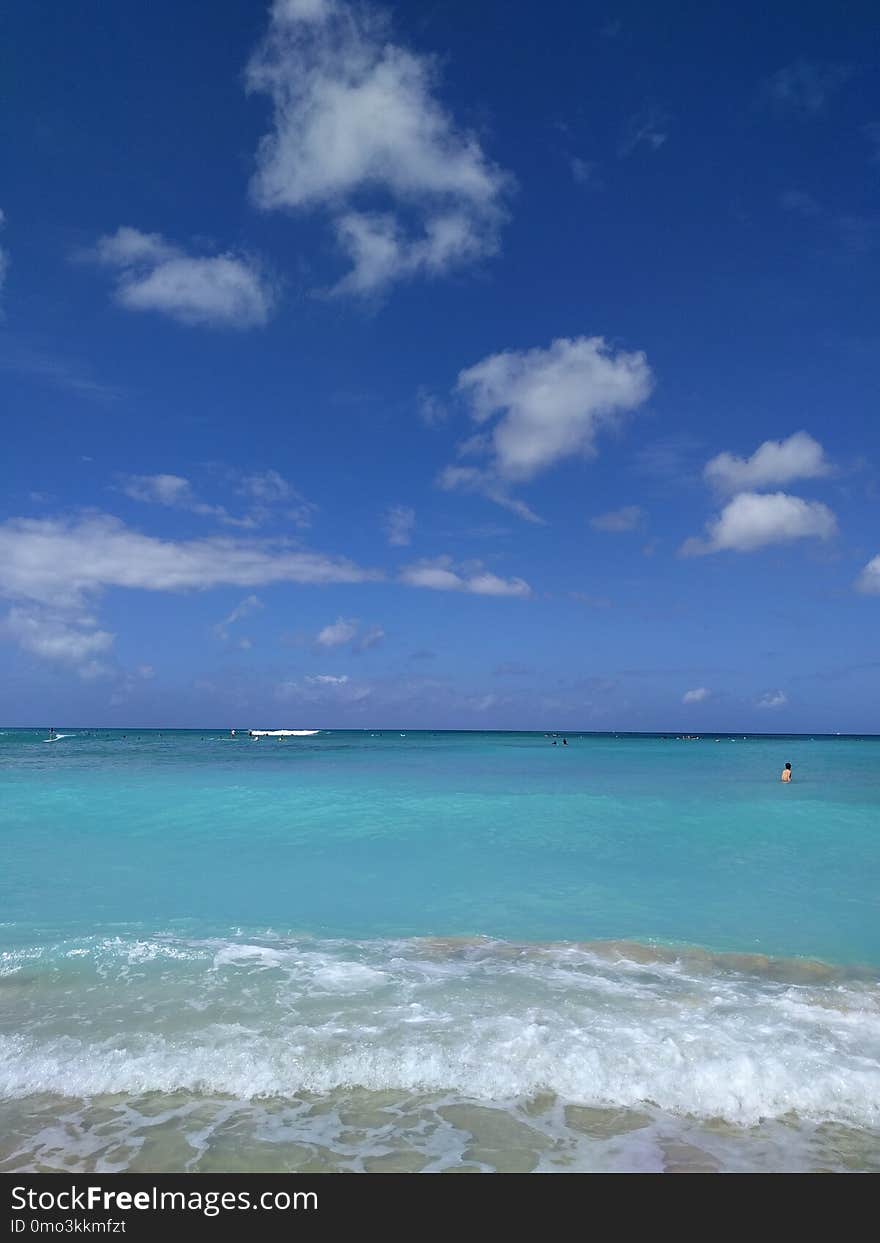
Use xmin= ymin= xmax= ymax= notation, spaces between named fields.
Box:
xmin=1 ymin=728 xmax=878 ymax=1173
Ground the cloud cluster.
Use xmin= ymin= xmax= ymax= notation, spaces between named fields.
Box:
xmin=0 ymin=513 xmax=382 ymax=672
xmin=683 ymin=433 xmax=837 ymax=556
xmin=400 ymin=555 xmax=531 ymax=597
xmin=84 ymin=227 xmax=274 ymax=328
xmin=121 ymin=469 xmax=316 ymax=530
xmin=682 ymin=687 xmax=710 ymax=704
xmin=246 ymin=0 xmax=509 ymax=293
xmin=440 ymin=336 xmax=652 ymax=519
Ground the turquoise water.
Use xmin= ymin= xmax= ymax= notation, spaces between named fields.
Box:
xmin=1 ymin=729 xmax=879 ymax=1172
xmin=2 ymin=729 xmax=878 ymax=961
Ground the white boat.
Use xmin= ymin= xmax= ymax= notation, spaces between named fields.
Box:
xmin=248 ymin=729 xmax=320 ymax=738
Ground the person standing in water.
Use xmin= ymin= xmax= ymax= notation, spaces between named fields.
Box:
xmin=781 ymin=762 xmax=792 ymax=783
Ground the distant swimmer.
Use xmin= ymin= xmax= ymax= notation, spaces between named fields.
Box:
xmin=781 ymin=762 xmax=792 ymax=783
xmin=562 ymin=738 xmax=568 ymax=746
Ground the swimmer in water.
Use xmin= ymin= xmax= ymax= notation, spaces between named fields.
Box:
xmin=781 ymin=762 xmax=792 ymax=783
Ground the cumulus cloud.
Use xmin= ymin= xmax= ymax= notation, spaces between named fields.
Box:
xmin=761 ymin=59 xmax=852 ymax=117
xmin=681 ymin=491 xmax=837 ymax=556
xmin=400 ymin=555 xmax=531 ymax=598
xmin=855 ymin=556 xmax=880 ymax=595
xmin=83 ymin=226 xmax=274 ymax=328
xmin=756 ymin=690 xmax=787 ymax=710
xmin=682 ymin=687 xmax=710 ymax=704
xmin=384 ymin=504 xmax=415 ymax=546
xmin=245 ymin=0 xmax=509 ymax=293
xmin=590 ymin=505 xmax=644 ymax=532
xmin=439 ymin=337 xmax=652 ymax=519
xmin=704 ymin=432 xmax=830 ymax=493
xmin=316 ymin=616 xmax=358 ymax=647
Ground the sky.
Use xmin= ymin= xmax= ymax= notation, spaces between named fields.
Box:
xmin=2 ymin=0 xmax=879 ymax=731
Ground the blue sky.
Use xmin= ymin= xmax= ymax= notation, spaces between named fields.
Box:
xmin=2 ymin=0 xmax=879 ymax=730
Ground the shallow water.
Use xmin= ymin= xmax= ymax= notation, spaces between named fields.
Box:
xmin=1 ymin=729 xmax=878 ymax=1171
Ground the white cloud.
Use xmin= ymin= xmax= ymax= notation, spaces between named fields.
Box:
xmin=225 ymin=594 xmax=264 ymax=625
xmin=681 ymin=492 xmax=837 ymax=556
xmin=238 ymin=469 xmax=292 ymax=503
xmin=120 ymin=473 xmax=230 ymax=522
xmin=757 ymin=690 xmax=787 ymax=710
xmin=316 ymin=616 xmax=358 ymax=647
xmin=276 ymin=667 xmax=373 ymax=705
xmin=214 ymin=593 xmax=264 ymax=641
xmin=856 ymin=556 xmax=880 ymax=595
xmin=0 ymin=514 xmax=381 ymax=672
xmin=436 ymin=466 xmax=545 ymax=524
xmin=400 ymin=555 xmax=531 ymax=598
xmin=441 ymin=337 xmax=652 ymax=518
xmin=682 ymin=687 xmax=710 ymax=704
xmin=590 ymin=505 xmax=644 ymax=532
xmin=1 ymin=606 xmax=113 ymax=676
xmin=704 ymin=432 xmax=830 ymax=493
xmin=245 ymin=0 xmax=509 ymax=293
xmin=122 ymin=469 xmax=315 ymax=530
xmin=384 ymin=504 xmax=415 ymax=546
xmin=314 ymin=616 xmax=385 ymax=651
xmin=84 ymin=227 xmax=274 ymax=328
xmin=0 ymin=514 xmax=382 ymax=614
